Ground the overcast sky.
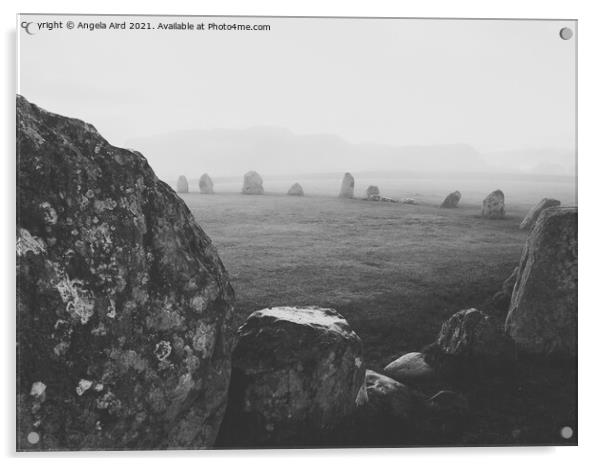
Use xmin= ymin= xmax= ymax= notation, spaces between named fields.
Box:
xmin=18 ymin=15 xmax=576 ymax=154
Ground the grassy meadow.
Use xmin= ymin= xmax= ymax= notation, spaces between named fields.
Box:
xmin=177 ymin=172 xmax=578 ymax=367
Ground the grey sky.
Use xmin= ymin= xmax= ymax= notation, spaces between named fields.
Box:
xmin=18 ymin=15 xmax=576 ymax=155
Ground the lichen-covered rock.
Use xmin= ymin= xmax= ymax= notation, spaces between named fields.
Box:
xmin=440 ymin=191 xmax=461 ymax=208
xmin=437 ymin=309 xmax=513 ymax=361
xmin=176 ymin=175 xmax=189 ymax=193
xmin=198 ymin=173 xmax=214 ymax=194
xmin=505 ymin=207 xmax=577 ymax=357
xmin=383 ymin=352 xmax=437 ymax=387
xmin=242 ymin=171 xmax=264 ymax=195
xmin=365 ymin=186 xmax=380 ymax=201
xmin=519 ymin=198 xmax=561 ymax=230
xmin=287 ymin=182 xmax=304 ymax=196
xmin=338 ymin=173 xmax=354 ymax=198
xmin=218 ymin=306 xmax=365 ymax=447
xmin=482 ymin=190 xmax=505 ymax=218
xmin=16 ymin=95 xmax=235 ymax=451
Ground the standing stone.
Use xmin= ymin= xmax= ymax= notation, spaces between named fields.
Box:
xmin=242 ymin=171 xmax=264 ymax=195
xmin=176 ymin=175 xmax=189 ymax=193
xmin=440 ymin=191 xmax=461 ymax=208
xmin=198 ymin=173 xmax=214 ymax=194
xmin=365 ymin=186 xmax=380 ymax=201
xmin=338 ymin=173 xmax=354 ymax=198
xmin=505 ymin=207 xmax=577 ymax=357
xmin=481 ymin=190 xmax=505 ymax=218
xmin=287 ymin=182 xmax=304 ymax=196
xmin=218 ymin=306 xmax=365 ymax=447
xmin=16 ymin=96 xmax=235 ymax=451
xmin=519 ymin=198 xmax=561 ymax=230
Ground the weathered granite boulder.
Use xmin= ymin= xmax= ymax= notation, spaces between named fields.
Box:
xmin=218 ymin=306 xmax=365 ymax=447
xmin=482 ymin=189 xmax=505 ymax=218
xmin=16 ymin=96 xmax=235 ymax=451
xmin=519 ymin=198 xmax=561 ymax=230
xmin=437 ymin=309 xmax=513 ymax=361
xmin=287 ymin=182 xmax=304 ymax=196
xmin=383 ymin=352 xmax=436 ymax=386
xmin=242 ymin=171 xmax=264 ymax=194
xmin=176 ymin=175 xmax=189 ymax=193
xmin=365 ymin=186 xmax=380 ymax=201
xmin=338 ymin=173 xmax=354 ymax=198
xmin=440 ymin=191 xmax=461 ymax=208
xmin=505 ymin=207 xmax=577 ymax=357
xmin=198 ymin=173 xmax=214 ymax=194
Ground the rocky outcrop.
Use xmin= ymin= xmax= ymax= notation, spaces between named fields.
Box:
xmin=383 ymin=352 xmax=436 ymax=386
xmin=198 ymin=173 xmax=214 ymax=194
xmin=519 ymin=198 xmax=561 ymax=230
xmin=242 ymin=171 xmax=264 ymax=195
xmin=505 ymin=207 xmax=577 ymax=357
xmin=16 ymin=96 xmax=235 ymax=451
xmin=218 ymin=306 xmax=365 ymax=447
xmin=437 ymin=309 xmax=513 ymax=361
xmin=440 ymin=191 xmax=461 ymax=208
xmin=481 ymin=190 xmax=505 ymax=218
xmin=365 ymin=186 xmax=380 ymax=201
xmin=176 ymin=175 xmax=189 ymax=193
xmin=287 ymin=182 xmax=304 ymax=196
xmin=338 ymin=173 xmax=354 ymax=198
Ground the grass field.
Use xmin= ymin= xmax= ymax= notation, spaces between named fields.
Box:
xmin=182 ymin=190 xmax=534 ymax=367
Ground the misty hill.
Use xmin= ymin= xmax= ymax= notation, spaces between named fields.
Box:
xmin=125 ymin=127 xmax=491 ymax=178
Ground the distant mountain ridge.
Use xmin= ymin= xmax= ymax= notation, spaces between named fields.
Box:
xmin=125 ymin=127 xmax=573 ymax=179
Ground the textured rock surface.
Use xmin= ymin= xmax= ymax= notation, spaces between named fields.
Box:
xmin=198 ymin=173 xmax=214 ymax=194
xmin=16 ymin=96 xmax=235 ymax=450
xmin=505 ymin=207 xmax=577 ymax=357
xmin=176 ymin=175 xmax=189 ymax=193
xmin=383 ymin=352 xmax=436 ymax=386
xmin=241 ymin=171 xmax=264 ymax=195
xmin=218 ymin=306 xmax=365 ymax=447
xmin=338 ymin=173 xmax=354 ymax=198
xmin=437 ymin=309 xmax=513 ymax=361
xmin=440 ymin=191 xmax=461 ymax=208
xmin=365 ymin=186 xmax=380 ymax=201
xmin=287 ymin=182 xmax=304 ymax=196
xmin=519 ymin=198 xmax=561 ymax=230
xmin=481 ymin=190 xmax=505 ymax=218
xmin=491 ymin=267 xmax=518 ymax=311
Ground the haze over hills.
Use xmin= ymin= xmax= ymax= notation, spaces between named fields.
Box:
xmin=125 ymin=127 xmax=575 ymax=180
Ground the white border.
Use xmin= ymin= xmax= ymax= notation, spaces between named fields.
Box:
xmin=3 ymin=1 xmax=601 ymax=464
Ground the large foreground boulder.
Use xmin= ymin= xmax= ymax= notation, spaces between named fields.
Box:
xmin=482 ymin=190 xmax=505 ymax=218
xmin=519 ymin=198 xmax=561 ymax=230
xmin=242 ymin=171 xmax=264 ymax=194
xmin=16 ymin=96 xmax=235 ymax=450
xmin=287 ymin=182 xmax=304 ymax=196
xmin=440 ymin=191 xmax=461 ymax=208
xmin=505 ymin=207 xmax=577 ymax=357
xmin=338 ymin=173 xmax=354 ymax=198
xmin=365 ymin=186 xmax=380 ymax=201
xmin=198 ymin=173 xmax=214 ymax=194
xmin=176 ymin=175 xmax=189 ymax=193
xmin=218 ymin=306 xmax=365 ymax=447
